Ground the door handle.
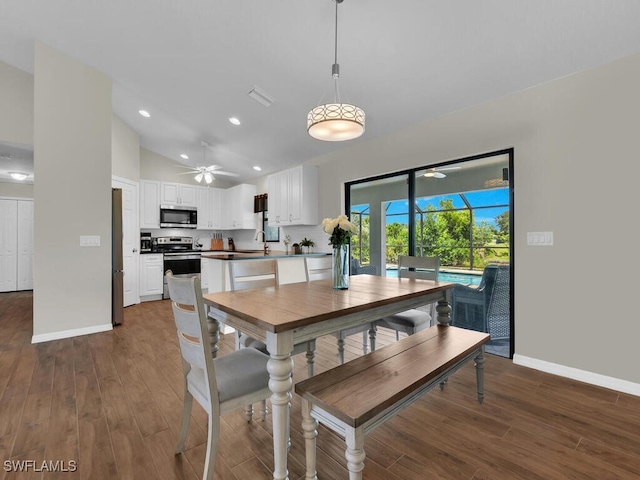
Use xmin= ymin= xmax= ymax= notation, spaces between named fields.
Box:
xmin=133 ymin=248 xmax=138 ymax=253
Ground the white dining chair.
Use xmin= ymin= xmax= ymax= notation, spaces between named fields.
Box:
xmin=229 ymin=260 xmax=317 ymax=378
xmin=376 ymin=255 xmax=440 ymax=338
xmin=304 ymin=256 xmax=375 ymax=364
xmin=165 ymin=271 xmax=271 ymax=480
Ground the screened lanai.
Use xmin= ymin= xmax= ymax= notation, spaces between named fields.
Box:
xmin=346 ymin=150 xmax=513 ymax=358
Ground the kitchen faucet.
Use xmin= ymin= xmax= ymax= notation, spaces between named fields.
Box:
xmin=254 ymin=230 xmax=269 ymax=255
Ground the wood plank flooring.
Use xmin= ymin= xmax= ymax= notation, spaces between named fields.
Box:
xmin=1 ymin=290 xmax=640 ymax=479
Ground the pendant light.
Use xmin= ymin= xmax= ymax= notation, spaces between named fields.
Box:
xmin=307 ymin=0 xmax=365 ymax=142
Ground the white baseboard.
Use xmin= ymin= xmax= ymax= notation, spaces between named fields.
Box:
xmin=32 ymin=323 xmax=113 ymax=344
xmin=513 ymin=354 xmax=640 ymax=397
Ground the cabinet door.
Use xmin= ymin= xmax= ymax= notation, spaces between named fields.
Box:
xmin=209 ymin=188 xmax=222 ymax=229
xmin=140 ymin=180 xmax=161 ymax=228
xmin=197 ymin=187 xmax=212 ymax=229
xmin=288 ymin=166 xmax=303 ymax=224
xmin=161 ymin=182 xmax=180 ymax=205
xmin=0 ymin=200 xmax=18 ymax=292
xmin=16 ymin=200 xmax=34 ymax=291
xmin=140 ymin=255 xmax=164 ymax=296
xmin=178 ymin=184 xmax=197 ymax=206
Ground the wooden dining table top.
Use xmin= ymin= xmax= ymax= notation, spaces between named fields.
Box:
xmin=202 ymin=275 xmax=454 ymax=334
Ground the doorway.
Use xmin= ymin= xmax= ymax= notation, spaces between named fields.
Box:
xmin=346 ymin=150 xmax=513 ymax=358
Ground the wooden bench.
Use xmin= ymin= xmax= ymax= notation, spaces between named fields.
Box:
xmin=294 ymin=325 xmax=490 ymax=480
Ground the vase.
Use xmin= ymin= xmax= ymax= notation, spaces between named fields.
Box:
xmin=332 ymin=245 xmax=349 ymax=290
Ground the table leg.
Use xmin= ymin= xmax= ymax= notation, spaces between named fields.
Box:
xmin=206 ymin=310 xmax=221 ymax=358
xmin=267 ymin=331 xmax=294 ymax=480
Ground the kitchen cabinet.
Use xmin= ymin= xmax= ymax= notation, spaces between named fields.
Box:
xmin=200 ymin=258 xmax=209 ymax=290
xmin=139 ymin=254 xmax=164 ymax=296
xmin=140 ymin=180 xmax=161 ymax=228
xmin=0 ymin=199 xmax=33 ymax=292
xmin=161 ymin=182 xmax=197 ymax=207
xmin=223 ymin=183 xmax=257 ymax=230
xmin=267 ymin=165 xmax=318 ymax=226
xmin=197 ymin=186 xmax=222 ymax=230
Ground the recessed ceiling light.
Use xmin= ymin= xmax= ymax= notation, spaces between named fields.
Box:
xmin=9 ymin=172 xmax=28 ymax=181
xmin=253 ymin=166 xmax=262 ymax=171
xmin=229 ymin=117 xmax=241 ymax=125
xmin=138 ymin=109 xmax=150 ymax=118
xmin=180 ymin=154 xmax=189 ymax=160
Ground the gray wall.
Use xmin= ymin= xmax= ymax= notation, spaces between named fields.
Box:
xmin=309 ymin=53 xmax=640 ymax=386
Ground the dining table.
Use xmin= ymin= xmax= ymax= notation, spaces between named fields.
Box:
xmin=202 ymin=274 xmax=454 ymax=480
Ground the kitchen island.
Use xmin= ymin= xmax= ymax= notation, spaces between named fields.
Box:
xmin=201 ymin=250 xmax=331 ymax=293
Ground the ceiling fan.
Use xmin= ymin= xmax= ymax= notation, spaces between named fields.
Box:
xmin=422 ymin=166 xmax=461 ymax=179
xmin=176 ymin=141 xmax=239 ymax=184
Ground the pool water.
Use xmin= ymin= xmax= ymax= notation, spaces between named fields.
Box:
xmin=385 ymin=269 xmax=482 ymax=286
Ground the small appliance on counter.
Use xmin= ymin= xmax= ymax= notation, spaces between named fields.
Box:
xmin=140 ymin=232 xmax=152 ymax=252
xmin=227 ymin=237 xmax=235 ymax=251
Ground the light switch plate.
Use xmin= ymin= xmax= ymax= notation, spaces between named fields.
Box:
xmin=80 ymin=235 xmax=101 ymax=247
xmin=527 ymin=231 xmax=553 ymax=246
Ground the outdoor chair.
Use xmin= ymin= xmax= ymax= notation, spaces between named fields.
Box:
xmin=451 ymin=264 xmax=510 ymax=340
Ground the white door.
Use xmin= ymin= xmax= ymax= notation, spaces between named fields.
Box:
xmin=0 ymin=200 xmax=18 ymax=292
xmin=17 ymin=200 xmax=34 ymax=290
xmin=113 ymin=178 xmax=139 ymax=306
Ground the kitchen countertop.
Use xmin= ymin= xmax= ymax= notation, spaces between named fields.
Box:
xmin=201 ymin=250 xmax=330 ymax=260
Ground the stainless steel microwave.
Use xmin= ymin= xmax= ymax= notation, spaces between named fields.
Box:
xmin=159 ymin=205 xmax=197 ymax=228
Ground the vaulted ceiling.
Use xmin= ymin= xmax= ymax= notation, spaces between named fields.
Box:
xmin=2 ymin=0 xmax=640 ymax=183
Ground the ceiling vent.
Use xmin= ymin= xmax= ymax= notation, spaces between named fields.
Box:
xmin=247 ymin=86 xmax=275 ymax=107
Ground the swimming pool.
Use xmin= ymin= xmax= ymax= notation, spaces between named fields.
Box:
xmin=385 ymin=269 xmax=482 ymax=286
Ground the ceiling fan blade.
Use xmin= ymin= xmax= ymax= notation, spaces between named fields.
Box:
xmin=433 ymin=172 xmax=446 ymax=178
xmin=175 ymin=165 xmax=198 ymax=170
xmin=176 ymin=171 xmax=199 ymax=175
xmin=212 ymin=171 xmax=239 ymax=177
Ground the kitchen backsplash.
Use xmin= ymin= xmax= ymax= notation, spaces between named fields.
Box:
xmin=142 ymin=225 xmax=330 ymax=252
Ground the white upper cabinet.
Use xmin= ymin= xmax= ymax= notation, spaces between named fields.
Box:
xmin=140 ymin=180 xmax=161 ymax=228
xmin=160 ymin=182 xmax=197 ymax=207
xmin=197 ymin=186 xmax=222 ymax=230
xmin=223 ymin=183 xmax=257 ymax=230
xmin=267 ymin=165 xmax=318 ymax=226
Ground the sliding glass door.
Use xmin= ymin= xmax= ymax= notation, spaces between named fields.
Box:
xmin=346 ymin=150 xmax=513 ymax=358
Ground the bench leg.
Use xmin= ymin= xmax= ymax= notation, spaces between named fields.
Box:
xmin=475 ymin=347 xmax=485 ymax=404
xmin=301 ymin=399 xmax=318 ymax=480
xmin=345 ymin=426 xmax=366 ymax=480
xmin=369 ymin=324 xmax=377 ymax=353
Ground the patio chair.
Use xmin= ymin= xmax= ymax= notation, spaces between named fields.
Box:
xmin=451 ymin=264 xmax=510 ymax=340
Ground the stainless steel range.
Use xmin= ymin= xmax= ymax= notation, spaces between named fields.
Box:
xmin=156 ymin=237 xmax=201 ymax=298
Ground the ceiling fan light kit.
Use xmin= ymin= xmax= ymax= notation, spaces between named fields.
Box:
xmin=177 ymin=141 xmax=239 ymax=184
xmin=307 ymin=0 xmax=365 ymax=142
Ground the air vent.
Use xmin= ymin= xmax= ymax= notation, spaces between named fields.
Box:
xmin=247 ymin=86 xmax=275 ymax=107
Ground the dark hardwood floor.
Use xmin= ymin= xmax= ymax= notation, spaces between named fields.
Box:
xmin=1 ymin=290 xmax=640 ymax=479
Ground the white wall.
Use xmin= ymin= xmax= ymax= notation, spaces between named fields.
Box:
xmin=304 ymin=53 xmax=640 ymax=387
xmin=0 ymin=182 xmax=34 ymax=198
xmin=112 ymin=114 xmax=140 ymax=181
xmin=32 ymin=42 xmax=113 ymax=341
xmin=0 ymin=60 xmax=33 ymax=145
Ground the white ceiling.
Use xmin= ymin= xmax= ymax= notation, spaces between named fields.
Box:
xmin=2 ymin=0 xmax=640 ymax=184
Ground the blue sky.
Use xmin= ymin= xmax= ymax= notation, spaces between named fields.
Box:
xmin=353 ymin=188 xmax=509 ymax=227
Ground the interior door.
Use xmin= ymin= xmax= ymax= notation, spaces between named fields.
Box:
xmin=113 ymin=178 xmax=139 ymax=306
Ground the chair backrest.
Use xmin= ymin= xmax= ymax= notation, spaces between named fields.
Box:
xmin=397 ymin=256 xmax=439 ymax=281
xmin=305 ymin=256 xmax=332 ymax=282
xmin=165 ymin=271 xmax=219 ymax=406
xmin=486 ymin=265 xmax=510 ymax=339
xmin=228 ymin=259 xmax=278 ymax=291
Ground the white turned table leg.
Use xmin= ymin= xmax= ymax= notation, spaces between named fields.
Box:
xmin=345 ymin=426 xmax=365 ymax=480
xmin=267 ymin=331 xmax=294 ymax=480
xmin=436 ymin=298 xmax=452 ymax=325
xmin=301 ymin=399 xmax=318 ymax=480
